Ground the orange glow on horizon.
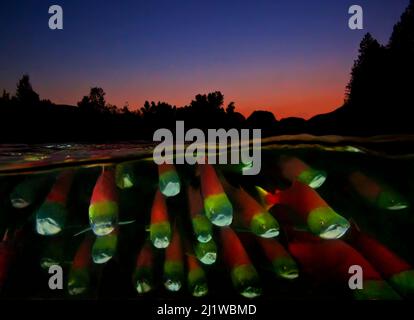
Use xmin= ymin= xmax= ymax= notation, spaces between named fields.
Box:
xmin=47 ymin=88 xmax=345 ymax=120
xmin=36 ymin=61 xmax=349 ymax=120
xmin=236 ymin=90 xmax=345 ymax=120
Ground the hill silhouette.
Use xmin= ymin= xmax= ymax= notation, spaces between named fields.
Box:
xmin=1 ymin=1 xmax=414 ymax=143
xmin=308 ymin=1 xmax=414 ymax=136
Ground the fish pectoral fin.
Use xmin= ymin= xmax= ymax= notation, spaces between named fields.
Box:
xmin=349 ymin=218 xmax=361 ymax=232
xmin=73 ymin=227 xmax=92 ymax=237
xmin=119 ymin=220 xmax=136 ymax=225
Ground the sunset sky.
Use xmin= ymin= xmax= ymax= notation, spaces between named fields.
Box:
xmin=0 ymin=0 xmax=409 ymax=119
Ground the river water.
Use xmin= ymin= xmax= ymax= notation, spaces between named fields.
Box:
xmin=0 ymin=135 xmax=413 ymax=300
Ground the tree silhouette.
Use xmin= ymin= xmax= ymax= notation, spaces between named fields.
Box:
xmin=2 ymin=0 xmax=414 ymax=142
xmin=90 ymin=87 xmax=106 ymax=108
xmin=141 ymin=101 xmax=151 ymax=115
xmin=120 ymin=104 xmax=131 ymax=115
xmin=315 ymin=0 xmax=414 ymax=135
xmin=389 ymin=0 xmax=414 ymax=55
xmin=226 ymin=101 xmax=235 ymax=114
xmin=387 ymin=0 xmax=414 ymax=116
xmin=106 ymin=104 xmax=119 ymax=114
xmin=346 ymin=33 xmax=383 ymax=105
xmin=1 ymin=90 xmax=10 ymax=102
xmin=15 ymin=74 xmax=40 ymax=106
xmin=190 ymin=91 xmax=225 ymax=113
xmin=78 ymin=87 xmax=108 ymax=113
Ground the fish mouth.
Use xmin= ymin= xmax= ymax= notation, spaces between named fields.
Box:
xmin=241 ymin=161 xmax=254 ymax=175
xmin=387 ymin=203 xmax=408 ymax=210
xmin=308 ymin=173 xmax=327 ymax=189
xmin=258 ymin=228 xmax=279 ymax=238
xmin=68 ymin=286 xmax=87 ymax=296
xmin=164 ymin=279 xmax=182 ymax=292
xmin=121 ymin=174 xmax=134 ymax=188
xmin=92 ymin=251 xmax=113 ymax=264
xmin=192 ymin=284 xmax=208 ymax=297
xmin=240 ymin=286 xmax=262 ymax=299
xmin=160 ymin=181 xmax=180 ymax=197
xmin=91 ymin=221 xmax=115 ymax=236
xmin=11 ymin=198 xmax=30 ymax=209
xmin=210 ymin=213 xmax=233 ymax=227
xmin=377 ymin=191 xmax=409 ymax=211
xmin=36 ymin=217 xmax=62 ymax=236
xmin=251 ymin=212 xmax=280 ymax=238
xmin=280 ymin=269 xmax=299 ymax=280
xmin=204 ymin=194 xmax=233 ymax=227
xmin=274 ymin=260 xmax=299 ymax=280
xmin=68 ymin=281 xmax=87 ymax=296
xmin=297 ymin=168 xmax=327 ymax=189
xmin=40 ymin=258 xmax=59 ymax=269
xmin=197 ymin=233 xmax=212 ymax=243
xmin=136 ymin=280 xmax=152 ymax=294
xmin=153 ymin=236 xmax=170 ymax=249
xmin=319 ymin=222 xmax=349 ymax=239
xmin=199 ymin=252 xmax=217 ymax=265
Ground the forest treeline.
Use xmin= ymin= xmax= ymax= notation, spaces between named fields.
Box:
xmin=1 ymin=1 xmax=413 ymax=142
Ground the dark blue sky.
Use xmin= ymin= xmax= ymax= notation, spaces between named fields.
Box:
xmin=0 ymin=0 xmax=409 ymax=118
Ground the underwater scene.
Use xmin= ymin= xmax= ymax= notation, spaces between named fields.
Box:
xmin=1 ymin=135 xmax=413 ymax=300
